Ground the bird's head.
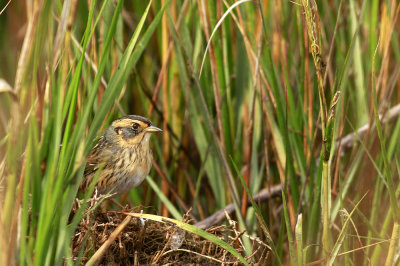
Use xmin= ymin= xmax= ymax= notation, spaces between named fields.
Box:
xmin=105 ymin=115 xmax=162 ymax=147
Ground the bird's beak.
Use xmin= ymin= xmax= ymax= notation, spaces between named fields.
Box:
xmin=145 ymin=125 xmax=162 ymax=132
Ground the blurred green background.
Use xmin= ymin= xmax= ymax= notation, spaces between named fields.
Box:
xmin=1 ymin=0 xmax=400 ymax=264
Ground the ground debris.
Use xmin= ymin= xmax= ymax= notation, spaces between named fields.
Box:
xmin=71 ymin=207 xmax=270 ymax=265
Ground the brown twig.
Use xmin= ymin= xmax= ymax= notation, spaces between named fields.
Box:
xmin=241 ymin=4 xmax=264 ymax=218
xmin=85 ymin=216 xmax=132 ymax=266
xmin=338 ymin=103 xmax=400 ymax=155
xmin=195 ymin=184 xmax=282 ymax=229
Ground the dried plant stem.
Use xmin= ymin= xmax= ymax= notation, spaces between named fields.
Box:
xmin=160 ymin=0 xmax=170 ymax=217
xmin=338 ymin=103 xmax=400 ymax=153
xmin=85 ymin=216 xmax=132 ymax=266
xmin=301 ymin=0 xmax=331 ymax=258
xmin=384 ymin=222 xmax=399 ymax=266
xmin=195 ymin=184 xmax=282 ymax=229
xmin=321 ymin=161 xmax=330 ymax=258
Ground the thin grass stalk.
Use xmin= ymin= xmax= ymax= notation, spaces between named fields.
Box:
xmin=349 ymin=0 xmax=367 ymax=126
xmin=5 ymin=154 xmax=21 ymax=265
xmin=19 ymin=118 xmax=38 ymax=266
xmin=371 ymin=202 xmax=394 ymax=263
xmin=327 ymin=194 xmax=367 ymax=266
xmin=241 ymin=9 xmax=263 ymax=218
xmin=70 ymin=0 xmax=117 ymax=153
xmin=222 ymin=0 xmax=276 ymax=109
xmin=366 ymin=174 xmax=384 ymax=257
xmin=2 ymin=126 xmax=18 ymax=263
xmin=54 ymin=2 xmax=124 ymax=262
xmin=13 ymin=1 xmax=41 ymax=96
xmin=281 ymin=182 xmax=297 ymax=265
xmin=173 ymin=18 xmax=253 ymax=255
xmin=176 ymin=3 xmax=242 ymax=213
xmin=2 ymin=0 xmax=41 ymax=258
xmin=295 ymin=214 xmax=303 ymax=266
xmin=375 ymin=3 xmax=400 ymax=99
xmin=210 ymin=1 xmax=232 ymax=158
xmin=278 ymin=10 xmax=300 ymax=262
xmin=370 ymin=34 xmax=400 ymax=266
xmin=3 ymin=1 xmax=46 ymax=265
xmin=384 ymin=222 xmax=399 ymax=266
xmin=371 ymin=30 xmax=399 ymax=223
xmin=231 ymin=158 xmax=281 ymax=265
xmin=148 ymin=0 xmax=190 ymax=117
xmin=160 ymin=0 xmax=170 ymax=217
xmin=58 ymin=0 xmax=108 ymax=167
xmin=321 ymin=161 xmax=330 ymax=257
xmin=33 ymin=1 xmax=98 ymax=263
xmin=8 ymin=120 xmax=31 ymax=265
xmin=300 ymin=0 xmax=331 ymax=258
xmin=197 ymin=0 xmax=226 ymax=156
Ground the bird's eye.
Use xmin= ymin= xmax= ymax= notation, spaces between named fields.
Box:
xmin=132 ymin=123 xmax=139 ymax=129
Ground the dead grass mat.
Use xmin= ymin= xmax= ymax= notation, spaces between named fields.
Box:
xmin=72 ymin=208 xmax=270 ymax=265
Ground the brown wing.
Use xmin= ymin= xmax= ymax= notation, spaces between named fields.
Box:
xmin=80 ymin=136 xmax=110 ymax=193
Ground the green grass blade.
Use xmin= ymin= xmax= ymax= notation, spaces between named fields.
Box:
xmin=124 ymin=212 xmax=248 ymax=265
